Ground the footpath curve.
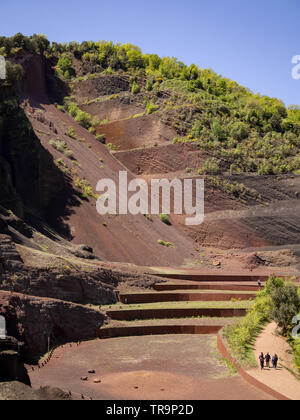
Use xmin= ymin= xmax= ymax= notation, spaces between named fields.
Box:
xmin=217 ymin=331 xmax=291 ymax=400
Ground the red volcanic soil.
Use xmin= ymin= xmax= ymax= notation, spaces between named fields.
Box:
xmin=29 ymin=335 xmax=274 ymax=400
xmin=21 ymin=57 xmax=300 ymax=267
xmin=95 ymin=114 xmax=177 ymax=151
xmin=81 ymin=99 xmax=143 ymax=124
xmin=25 ymin=102 xmax=196 ymax=266
xmin=114 ymin=143 xmax=209 ymax=175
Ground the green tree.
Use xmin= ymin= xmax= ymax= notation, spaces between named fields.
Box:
xmin=270 ymin=285 xmax=300 ymax=335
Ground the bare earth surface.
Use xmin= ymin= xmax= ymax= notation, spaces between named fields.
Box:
xmin=249 ymin=322 xmax=300 ymax=400
xmin=29 ymin=335 xmax=274 ymax=400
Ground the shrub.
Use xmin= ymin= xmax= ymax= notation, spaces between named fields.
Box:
xmin=157 ymin=240 xmax=175 ymax=248
xmin=56 ymin=53 xmax=74 ymax=78
xmin=107 ymin=143 xmax=117 ymax=151
xmin=131 ymin=81 xmax=140 ymax=94
xmin=96 ymin=134 xmax=106 ymax=144
xmin=74 ymin=178 xmax=98 ymax=200
xmin=74 ymin=110 xmax=92 ymax=129
xmin=146 ymin=102 xmax=159 ymax=115
xmin=64 ymin=149 xmax=75 ymax=160
xmin=230 ymin=122 xmax=250 ymax=141
xmin=198 ymin=158 xmax=220 ymax=175
xmin=49 ymin=140 xmax=67 ymax=153
xmin=270 ymin=284 xmax=300 ymax=335
xmin=145 ymin=78 xmax=154 ymax=91
xmin=262 ymin=275 xmax=285 ymax=296
xmin=211 ymin=121 xmax=227 ymax=141
xmin=100 ymin=117 xmax=110 ymax=125
xmin=159 ymin=214 xmax=171 ymax=225
xmin=66 ymin=126 xmax=76 ymax=139
xmin=56 ymin=158 xmax=66 ymax=167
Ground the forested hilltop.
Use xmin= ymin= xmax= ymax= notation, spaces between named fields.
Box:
xmin=1 ymin=33 xmax=300 ymax=175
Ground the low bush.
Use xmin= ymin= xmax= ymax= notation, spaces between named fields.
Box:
xmin=96 ymin=134 xmax=106 ymax=144
xmin=159 ymin=214 xmax=171 ymax=225
xmin=131 ymin=81 xmax=140 ymax=94
xmin=197 ymin=158 xmax=220 ymax=175
xmin=157 ymin=239 xmax=175 ymax=248
xmin=107 ymin=143 xmax=117 ymax=151
xmin=49 ymin=139 xmax=68 ymax=153
xmin=146 ymin=102 xmax=159 ymax=115
xmin=66 ymin=126 xmax=76 ymax=139
xmin=74 ymin=178 xmax=98 ymax=201
xmin=64 ymin=149 xmax=75 ymax=160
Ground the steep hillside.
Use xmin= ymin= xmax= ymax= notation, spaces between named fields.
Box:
xmin=0 ymin=33 xmax=299 ymax=400
xmin=0 ymin=33 xmax=299 ymax=268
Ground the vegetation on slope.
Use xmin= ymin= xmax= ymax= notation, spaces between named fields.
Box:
xmin=1 ymin=33 xmax=300 ymax=176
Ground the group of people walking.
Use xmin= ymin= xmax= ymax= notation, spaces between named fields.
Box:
xmin=259 ymin=353 xmax=279 ymax=370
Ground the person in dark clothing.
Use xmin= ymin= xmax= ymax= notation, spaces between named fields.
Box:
xmin=265 ymin=353 xmax=271 ymax=368
xmin=259 ymin=353 xmax=265 ymax=370
xmin=272 ymin=354 xmax=279 ymax=369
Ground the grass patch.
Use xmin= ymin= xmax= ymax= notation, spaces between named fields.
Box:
xmin=104 ymin=300 xmax=253 ymax=311
xmin=219 ymin=357 xmax=238 ymax=375
xmin=157 ymin=239 xmax=174 ymax=248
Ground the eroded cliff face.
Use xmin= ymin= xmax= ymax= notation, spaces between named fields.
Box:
xmin=0 ymin=290 xmax=107 ymax=361
xmin=0 ymin=336 xmax=30 ymax=384
xmin=0 ymin=95 xmax=65 ymax=223
xmin=0 ymin=53 xmax=68 ymax=229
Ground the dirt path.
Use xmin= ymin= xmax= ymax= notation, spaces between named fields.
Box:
xmin=248 ymin=322 xmax=300 ymax=400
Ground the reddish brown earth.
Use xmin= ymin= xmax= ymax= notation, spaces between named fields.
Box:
xmin=81 ymin=99 xmax=143 ymax=124
xmin=29 ymin=335 xmax=275 ymax=400
xmin=114 ymin=143 xmax=208 ymax=175
xmin=1 ymin=54 xmax=298 ymax=401
xmin=24 ymin=101 xmax=196 ymax=266
xmin=15 ymin=56 xmax=299 ymax=270
xmin=95 ymin=114 xmax=176 ymax=151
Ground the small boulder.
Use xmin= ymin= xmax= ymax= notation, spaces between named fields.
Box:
xmin=212 ymin=260 xmax=221 ymax=267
